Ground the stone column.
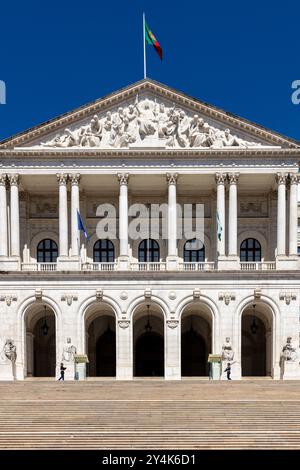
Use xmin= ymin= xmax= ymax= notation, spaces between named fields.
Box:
xmin=276 ymin=173 xmax=287 ymax=257
xmin=9 ymin=174 xmax=20 ymax=257
xmin=116 ymin=320 xmax=132 ymax=380
xmin=165 ymin=320 xmax=180 ymax=380
xmin=26 ymin=332 xmax=34 ymax=377
xmin=215 ymin=173 xmax=226 ymax=257
xmin=289 ymin=173 xmax=299 ymax=257
xmin=57 ymin=174 xmax=69 ymax=257
xmin=228 ymin=173 xmax=239 ymax=257
xmin=118 ymin=173 xmax=129 ymax=269
xmin=0 ymin=174 xmax=8 ymax=257
xmin=70 ymin=173 xmax=80 ymax=257
xmin=166 ymin=173 xmax=178 ymax=270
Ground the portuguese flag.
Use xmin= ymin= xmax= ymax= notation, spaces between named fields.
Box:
xmin=145 ymin=20 xmax=163 ymax=60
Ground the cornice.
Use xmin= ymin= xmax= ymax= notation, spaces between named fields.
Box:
xmin=0 ymin=79 xmax=299 ymax=150
xmin=0 ymin=147 xmax=299 ymax=160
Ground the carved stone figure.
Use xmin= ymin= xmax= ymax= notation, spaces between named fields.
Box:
xmin=39 ymin=95 xmax=263 ymax=149
xmin=282 ymin=337 xmax=297 ymax=362
xmin=62 ymin=338 xmax=77 ymax=362
xmin=2 ymin=339 xmax=17 ymax=363
xmin=222 ymin=337 xmax=234 ymax=362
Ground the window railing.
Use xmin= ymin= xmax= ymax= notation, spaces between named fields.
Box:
xmin=21 ymin=262 xmax=57 ymax=271
xmin=130 ymin=262 xmax=166 ymax=271
xmin=81 ymin=262 xmax=117 ymax=271
xmin=179 ymin=262 xmax=215 ymax=272
xmin=240 ymin=261 xmax=276 ymax=271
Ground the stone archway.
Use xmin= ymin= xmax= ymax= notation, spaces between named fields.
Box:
xmin=181 ymin=304 xmax=212 ymax=377
xmin=133 ymin=303 xmax=165 ymax=377
xmin=241 ymin=302 xmax=273 ymax=377
xmin=25 ymin=304 xmax=56 ymax=377
xmin=85 ymin=303 xmax=116 ymax=377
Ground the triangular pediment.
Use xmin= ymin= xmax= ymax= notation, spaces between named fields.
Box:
xmin=1 ymin=79 xmax=299 ymax=150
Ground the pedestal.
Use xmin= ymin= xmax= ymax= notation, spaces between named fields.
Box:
xmin=276 ymin=256 xmax=299 ymax=270
xmin=75 ymin=362 xmax=87 ymax=380
xmin=166 ymin=256 xmax=178 ymax=271
xmin=280 ymin=360 xmax=300 ymax=380
xmin=118 ymin=256 xmax=130 ymax=271
xmin=64 ymin=362 xmax=75 ymax=380
xmin=0 ymin=257 xmax=21 ymax=271
xmin=57 ymin=257 xmax=80 ymax=271
xmin=0 ymin=361 xmax=16 ymax=380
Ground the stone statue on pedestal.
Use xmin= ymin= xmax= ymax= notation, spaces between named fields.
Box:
xmin=61 ymin=338 xmax=77 ymax=363
xmin=222 ymin=337 xmax=234 ymax=362
xmin=282 ymin=337 xmax=297 ymax=362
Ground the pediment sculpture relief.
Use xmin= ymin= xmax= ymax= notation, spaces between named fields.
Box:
xmin=40 ymin=95 xmax=262 ymax=150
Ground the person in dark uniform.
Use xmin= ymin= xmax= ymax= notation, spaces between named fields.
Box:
xmin=224 ymin=362 xmax=232 ymax=380
xmin=58 ymin=363 xmax=67 ymax=381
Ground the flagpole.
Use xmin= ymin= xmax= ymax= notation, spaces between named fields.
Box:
xmin=143 ymin=12 xmax=147 ymax=79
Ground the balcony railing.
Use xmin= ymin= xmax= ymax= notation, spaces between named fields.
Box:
xmin=21 ymin=262 xmax=57 ymax=272
xmin=130 ymin=262 xmax=166 ymax=271
xmin=240 ymin=261 xmax=276 ymax=271
xmin=179 ymin=262 xmax=215 ymax=272
xmin=81 ymin=262 xmax=117 ymax=271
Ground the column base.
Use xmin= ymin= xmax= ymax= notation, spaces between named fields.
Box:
xmin=166 ymin=256 xmax=178 ymax=271
xmin=57 ymin=257 xmax=80 ymax=271
xmin=276 ymin=256 xmax=299 ymax=270
xmin=217 ymin=256 xmax=239 ymax=271
xmin=0 ymin=257 xmax=20 ymax=271
xmin=165 ymin=367 xmax=181 ymax=380
xmin=118 ymin=256 xmax=130 ymax=270
xmin=116 ymin=367 xmax=133 ymax=380
xmin=280 ymin=360 xmax=300 ymax=380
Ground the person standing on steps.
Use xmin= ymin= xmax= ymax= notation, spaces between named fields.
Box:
xmin=58 ymin=362 xmax=66 ymax=381
xmin=224 ymin=362 xmax=232 ymax=380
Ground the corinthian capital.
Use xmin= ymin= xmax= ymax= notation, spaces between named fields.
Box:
xmin=57 ymin=173 xmax=68 ymax=185
xmin=8 ymin=174 xmax=19 ymax=187
xmin=276 ymin=172 xmax=287 ymax=185
xmin=0 ymin=174 xmax=7 ymax=186
xmin=289 ymin=173 xmax=300 ymax=185
xmin=69 ymin=173 xmax=81 ymax=185
xmin=166 ymin=173 xmax=178 ymax=185
xmin=215 ymin=173 xmax=226 ymax=185
xmin=228 ymin=172 xmax=240 ymax=185
xmin=118 ymin=173 xmax=129 ymax=185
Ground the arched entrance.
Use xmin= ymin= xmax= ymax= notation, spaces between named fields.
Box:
xmin=133 ymin=303 xmax=164 ymax=377
xmin=181 ymin=304 xmax=212 ymax=376
xmin=25 ymin=304 xmax=56 ymax=377
xmin=86 ymin=304 xmax=116 ymax=377
xmin=241 ymin=302 xmax=272 ymax=377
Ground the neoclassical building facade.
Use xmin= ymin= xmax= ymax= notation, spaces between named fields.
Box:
xmin=0 ymin=79 xmax=299 ymax=380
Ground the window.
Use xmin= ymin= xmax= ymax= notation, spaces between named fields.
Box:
xmin=37 ymin=239 xmax=58 ymax=263
xmin=240 ymin=238 xmax=261 ymax=262
xmin=183 ymin=239 xmax=205 ymax=262
xmin=93 ymin=240 xmax=115 ymax=262
xmin=297 ymin=246 xmax=300 ymax=256
xmin=138 ymin=239 xmax=160 ymax=262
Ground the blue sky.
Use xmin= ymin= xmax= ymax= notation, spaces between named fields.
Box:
xmin=0 ymin=0 xmax=299 ymax=141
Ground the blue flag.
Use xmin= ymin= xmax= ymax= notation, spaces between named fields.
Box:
xmin=77 ymin=210 xmax=89 ymax=240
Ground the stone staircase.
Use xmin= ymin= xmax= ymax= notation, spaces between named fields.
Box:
xmin=0 ymin=380 xmax=300 ymax=449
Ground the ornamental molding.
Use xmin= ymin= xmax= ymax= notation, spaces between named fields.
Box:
xmin=215 ymin=173 xmax=227 ymax=185
xmin=35 ymin=289 xmax=43 ymax=300
xmin=118 ymin=320 xmax=130 ymax=329
xmin=0 ymin=294 xmax=17 ymax=306
xmin=166 ymin=320 xmax=179 ymax=329
xmin=289 ymin=173 xmax=300 ymax=185
xmin=279 ymin=292 xmax=297 ymax=305
xmin=1 ymin=80 xmax=296 ymax=150
xmin=228 ymin=172 xmax=240 ymax=184
xmin=193 ymin=288 xmax=201 ymax=300
xmin=219 ymin=292 xmax=236 ymax=305
xmin=276 ymin=172 xmax=288 ymax=185
xmin=166 ymin=172 xmax=178 ymax=185
xmin=69 ymin=173 xmax=80 ymax=185
xmin=61 ymin=293 xmax=78 ymax=306
xmin=0 ymin=174 xmax=7 ymax=186
xmin=56 ymin=173 xmax=68 ymax=185
xmin=254 ymin=288 xmax=262 ymax=299
xmin=96 ymin=289 xmax=103 ymax=301
xmin=117 ymin=173 xmax=129 ymax=185
xmin=7 ymin=173 xmax=19 ymax=186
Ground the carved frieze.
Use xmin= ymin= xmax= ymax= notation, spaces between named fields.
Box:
xmin=36 ymin=95 xmax=264 ymax=150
